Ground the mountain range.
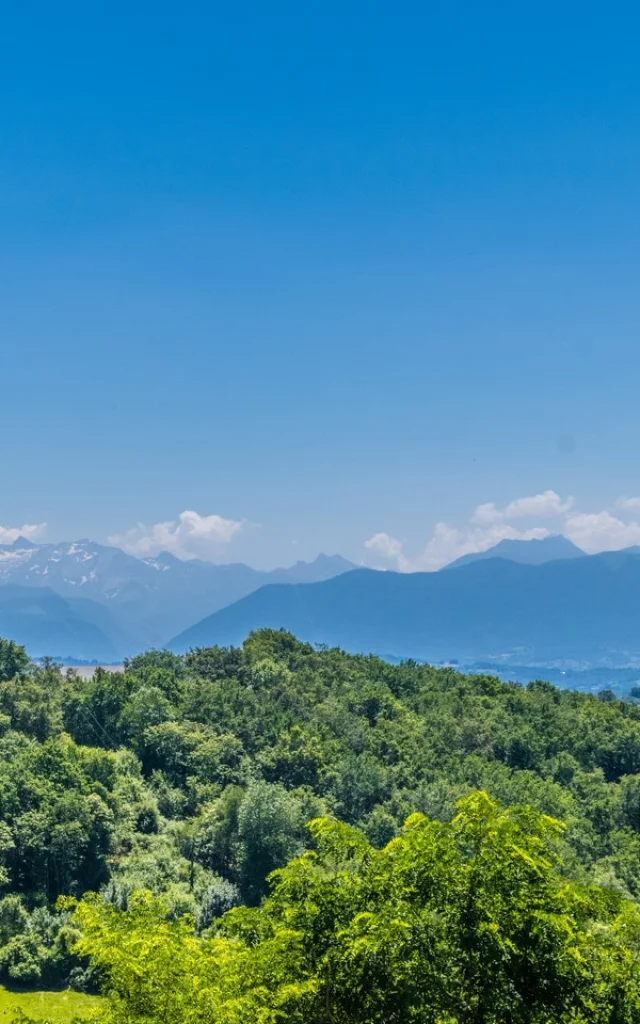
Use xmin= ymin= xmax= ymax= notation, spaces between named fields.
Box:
xmin=169 ymin=549 xmax=640 ymax=665
xmin=0 ymin=538 xmax=354 ymax=659
xmin=5 ymin=532 xmax=640 ymax=666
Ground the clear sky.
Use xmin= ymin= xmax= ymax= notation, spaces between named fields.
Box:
xmin=3 ymin=6 xmax=640 ymax=569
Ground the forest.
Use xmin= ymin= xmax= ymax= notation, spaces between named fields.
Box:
xmin=2 ymin=630 xmax=640 ymax=1019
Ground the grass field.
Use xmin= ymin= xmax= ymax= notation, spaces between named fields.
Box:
xmin=0 ymin=986 xmax=103 ymax=1022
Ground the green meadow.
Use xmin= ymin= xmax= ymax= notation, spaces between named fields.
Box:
xmin=0 ymin=986 xmax=102 ymax=1022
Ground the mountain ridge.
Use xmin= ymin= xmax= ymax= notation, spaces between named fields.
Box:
xmin=169 ymin=550 xmax=640 ymax=664
xmin=443 ymin=534 xmax=585 ymax=569
xmin=0 ymin=540 xmax=355 ymax=650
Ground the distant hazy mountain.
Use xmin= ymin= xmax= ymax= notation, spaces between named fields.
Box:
xmin=0 ymin=585 xmax=127 ymax=662
xmin=170 ymin=551 xmax=640 ymax=664
xmin=444 ymin=534 xmax=585 ymax=570
xmin=274 ymin=554 xmax=355 ymax=583
xmin=0 ymin=539 xmax=355 ymax=651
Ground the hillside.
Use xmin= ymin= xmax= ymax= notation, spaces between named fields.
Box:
xmin=170 ymin=551 xmax=640 ymax=663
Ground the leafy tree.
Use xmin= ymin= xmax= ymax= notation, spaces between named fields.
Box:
xmin=0 ymin=638 xmax=29 ymax=683
xmin=71 ymin=794 xmax=640 ymax=1023
xmin=235 ymin=780 xmax=306 ymax=904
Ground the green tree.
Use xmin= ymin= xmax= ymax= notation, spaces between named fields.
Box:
xmin=235 ymin=780 xmax=305 ymax=904
xmin=72 ymin=794 xmax=640 ymax=1024
xmin=0 ymin=638 xmax=29 ymax=683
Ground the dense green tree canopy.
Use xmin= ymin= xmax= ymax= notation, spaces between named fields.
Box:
xmin=3 ymin=629 xmax=640 ymax=1004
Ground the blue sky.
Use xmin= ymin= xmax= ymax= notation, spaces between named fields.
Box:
xmin=3 ymin=7 xmax=640 ymax=568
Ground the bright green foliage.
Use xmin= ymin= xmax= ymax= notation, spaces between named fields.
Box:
xmin=71 ymin=794 xmax=640 ymax=1023
xmin=6 ymin=630 xmax=640 ymax=991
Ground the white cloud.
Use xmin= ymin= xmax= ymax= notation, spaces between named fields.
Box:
xmin=472 ymin=490 xmax=573 ymax=525
xmin=364 ymin=520 xmax=551 ymax=573
xmin=365 ymin=489 xmax=574 ymax=572
xmin=0 ymin=522 xmax=47 ymax=545
xmin=365 ymin=532 xmax=403 ymax=560
xmin=364 ymin=532 xmax=410 ymax=571
xmin=564 ymin=511 xmax=640 ymax=553
xmin=109 ymin=510 xmax=244 ymax=561
xmin=616 ymin=497 xmax=640 ymax=512
xmin=363 ymin=485 xmax=640 ymax=573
